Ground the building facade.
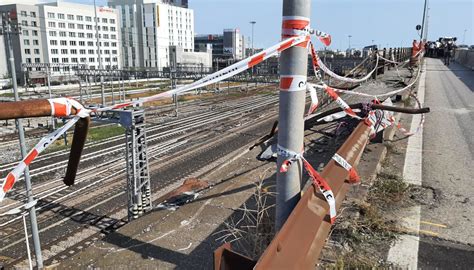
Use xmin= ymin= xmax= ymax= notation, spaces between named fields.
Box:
xmin=39 ymin=2 xmax=121 ymax=75
xmin=0 ymin=3 xmax=44 ymax=81
xmin=195 ymin=28 xmax=245 ymax=60
xmin=108 ymin=0 xmax=194 ymax=71
xmin=0 ymin=1 xmax=121 ymax=83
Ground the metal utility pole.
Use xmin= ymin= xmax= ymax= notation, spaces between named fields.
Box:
xmin=250 ymin=21 xmax=256 ymax=76
xmin=420 ymin=0 xmax=428 ymax=41
xmin=94 ymin=0 xmax=105 ymax=106
xmin=348 ymin=35 xmax=352 ymax=55
xmin=45 ymin=65 xmax=55 ymax=129
xmin=276 ymin=0 xmax=310 ymax=230
xmin=1 ymin=12 xmax=44 ymax=268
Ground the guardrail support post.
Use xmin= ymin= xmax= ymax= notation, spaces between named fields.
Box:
xmin=276 ymin=0 xmax=311 ymax=230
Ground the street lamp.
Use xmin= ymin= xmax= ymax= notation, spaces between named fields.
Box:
xmin=250 ymin=21 xmax=256 ymax=56
xmin=1 ymin=200 xmax=38 ymax=270
xmin=348 ymin=35 xmax=352 ymax=56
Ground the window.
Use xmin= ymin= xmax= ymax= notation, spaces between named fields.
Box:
xmin=48 ymin=22 xmax=55 ymax=27
xmin=77 ymin=15 xmax=83 ymax=21
xmin=70 ymin=41 xmax=76 ymax=46
xmin=31 ymin=21 xmax=37 ymax=27
xmin=59 ymin=31 xmax=67 ymax=37
xmin=21 ymin=11 xmax=27 ymax=17
xmin=78 ymin=33 xmax=85 ymax=38
xmin=48 ymin=12 xmax=55 ymax=19
xmin=68 ymin=23 xmax=75 ymax=29
xmin=35 ymin=58 xmax=40 ymax=63
xmin=26 ymin=58 xmax=32 ymax=63
xmin=23 ymin=30 xmax=29 ymax=36
xmin=111 ymin=42 xmax=117 ymax=47
xmin=110 ymin=27 xmax=116 ymax=32
xmin=50 ymin=40 xmax=57 ymax=45
xmin=61 ymin=49 xmax=68 ymax=54
xmin=86 ymin=25 xmax=92 ymax=30
xmin=110 ymin=19 xmax=115 ymax=24
xmin=33 ymin=40 xmax=39 ymax=45
xmin=89 ymin=57 xmax=95 ymax=62
xmin=88 ymin=49 xmax=94 ymax=54
xmin=103 ymin=34 xmax=109 ymax=39
xmin=62 ymin=58 xmax=69 ymax=63
xmin=32 ymin=30 xmax=38 ymax=36
xmin=80 ymin=57 xmax=86 ymax=62
xmin=34 ymin=49 xmax=40 ymax=54
xmin=79 ymin=41 xmax=85 ymax=46
xmin=25 ymin=49 xmax=31 ymax=54
xmin=86 ymin=16 xmax=92 ymax=22
xmin=102 ymin=18 xmax=108 ymax=23
xmin=67 ymin=14 xmax=74 ymax=20
xmin=71 ymin=58 xmax=78 ymax=63
xmin=87 ymin=41 xmax=94 ymax=46
xmin=24 ymin=40 xmax=30 ymax=45
xmin=102 ymin=26 xmax=108 ymax=31
xmin=52 ymin=58 xmax=59 ymax=63
xmin=60 ymin=40 xmax=67 ymax=46
xmin=51 ymin=49 xmax=58 ymax=54
xmin=104 ymin=42 xmax=109 ymax=46
xmin=49 ymin=31 xmax=57 ymax=37
xmin=104 ymin=50 xmax=110 ymax=54
xmin=87 ymin=33 xmax=93 ymax=38
xmin=77 ymin=24 xmax=84 ymax=30
xmin=71 ymin=49 xmax=77 ymax=54
xmin=80 ymin=49 xmax=86 ymax=54
xmin=112 ymin=50 xmax=117 ymax=55
xmin=59 ymin=23 xmax=65 ymax=28
xmin=22 ymin=20 xmax=28 ymax=26
xmin=30 ymin=11 xmax=36 ymax=17
xmin=69 ymin=32 xmax=76 ymax=37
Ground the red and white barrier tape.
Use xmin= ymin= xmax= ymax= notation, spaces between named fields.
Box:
xmin=306 ymin=84 xmax=319 ymax=116
xmin=313 ymin=30 xmax=331 ymax=47
xmin=332 ymin=153 xmax=360 ymax=184
xmin=0 ymin=116 xmax=81 ymax=201
xmin=310 ymin=42 xmax=379 ymax=84
xmin=1 ymin=32 xmax=317 ymax=202
xmin=277 ymin=144 xmax=337 ymax=224
xmin=324 ymin=86 xmax=361 ymax=119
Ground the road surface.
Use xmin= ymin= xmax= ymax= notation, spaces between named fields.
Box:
xmin=419 ymin=58 xmax=474 ymax=268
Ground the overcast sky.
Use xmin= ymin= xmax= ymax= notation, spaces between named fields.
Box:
xmin=68 ymin=0 xmax=473 ymax=50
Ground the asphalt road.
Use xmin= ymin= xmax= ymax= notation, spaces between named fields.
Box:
xmin=419 ymin=58 xmax=474 ymax=268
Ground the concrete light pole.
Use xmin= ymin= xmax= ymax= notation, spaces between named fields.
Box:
xmin=2 ymin=13 xmax=43 ymax=268
xmin=94 ymin=0 xmax=105 ymax=106
xmin=276 ymin=0 xmax=310 ymax=230
xmin=250 ymin=21 xmax=256 ymax=77
xmin=420 ymin=0 xmax=429 ymax=41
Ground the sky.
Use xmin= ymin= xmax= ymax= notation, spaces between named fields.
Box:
xmin=67 ymin=0 xmax=473 ymax=50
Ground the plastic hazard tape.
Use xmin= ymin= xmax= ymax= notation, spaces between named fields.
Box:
xmin=277 ymin=144 xmax=337 ymax=224
xmin=0 ymin=35 xmax=312 ymax=203
xmin=363 ymin=99 xmax=395 ymax=137
xmin=314 ymin=30 xmax=331 ymax=46
xmin=282 ymin=16 xmax=310 ymax=48
xmin=280 ymin=75 xmax=307 ymax=92
xmin=332 ymin=153 xmax=360 ymax=184
xmin=48 ymin=97 xmax=90 ymax=118
xmin=0 ymin=116 xmax=81 ymax=201
xmin=310 ymin=42 xmax=379 ymax=84
xmin=306 ymin=84 xmax=319 ymax=116
xmin=324 ymin=86 xmax=361 ymax=119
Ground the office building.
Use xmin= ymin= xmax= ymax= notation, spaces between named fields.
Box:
xmin=108 ymin=0 xmax=194 ymax=70
xmin=195 ymin=28 xmax=245 ymax=60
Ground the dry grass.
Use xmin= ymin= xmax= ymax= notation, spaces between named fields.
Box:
xmin=214 ymin=169 xmax=275 ymax=260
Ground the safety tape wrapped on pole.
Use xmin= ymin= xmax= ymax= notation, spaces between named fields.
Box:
xmin=0 ymin=36 xmax=310 ymax=202
xmin=277 ymin=145 xmax=337 ymax=224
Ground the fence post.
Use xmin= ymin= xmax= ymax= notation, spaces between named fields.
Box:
xmin=276 ymin=0 xmax=311 ymax=230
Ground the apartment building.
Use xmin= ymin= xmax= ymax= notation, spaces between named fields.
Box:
xmin=108 ymin=0 xmax=194 ymax=70
xmin=38 ymin=1 xmax=121 ymax=75
xmin=0 ymin=3 xmax=45 ymax=80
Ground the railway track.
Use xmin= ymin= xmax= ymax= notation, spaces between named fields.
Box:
xmin=0 ymin=90 xmax=280 ymax=266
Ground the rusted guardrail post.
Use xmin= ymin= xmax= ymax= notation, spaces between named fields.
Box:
xmin=276 ymin=0 xmax=310 ymax=230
